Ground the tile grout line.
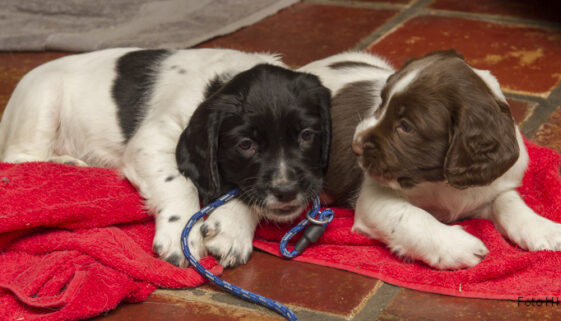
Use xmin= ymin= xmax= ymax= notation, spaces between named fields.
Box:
xmin=343 ymin=281 xmax=385 ymax=319
xmin=351 ymin=282 xmax=402 ymax=321
xmin=503 ymin=93 xmax=542 ymax=130
xmin=165 ymin=282 xmax=354 ymax=321
xmin=522 ymin=83 xmax=561 ymax=138
xmin=504 ymin=92 xmax=546 ymax=104
xmin=422 ymin=8 xmax=561 ymax=31
xmin=351 ymin=0 xmax=433 ymax=51
xmin=152 ymin=289 xmax=285 ymax=319
xmin=306 ymin=0 xmax=561 ymax=30
xmin=303 ymin=0 xmax=407 ymax=11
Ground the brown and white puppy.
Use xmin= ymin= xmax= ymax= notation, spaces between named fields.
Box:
xmin=301 ymin=50 xmax=561 ymax=269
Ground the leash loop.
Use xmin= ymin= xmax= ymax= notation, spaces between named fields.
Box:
xmin=184 ymin=188 xmax=335 ymax=321
xmin=279 ymin=196 xmax=334 ymax=259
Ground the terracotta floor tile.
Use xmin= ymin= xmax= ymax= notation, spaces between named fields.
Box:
xmin=508 ymin=98 xmax=537 ymax=126
xmin=198 ymin=3 xmax=397 ymax=67
xmin=532 ymin=107 xmax=561 ymax=154
xmin=378 ymin=288 xmax=561 ymax=321
xmin=430 ymin=0 xmax=561 ymax=23
xmin=0 ymin=52 xmax=70 ymax=115
xmin=367 ymin=16 xmax=561 ymax=96
xmin=215 ymin=250 xmax=381 ymax=317
xmin=93 ymin=291 xmax=283 ymax=321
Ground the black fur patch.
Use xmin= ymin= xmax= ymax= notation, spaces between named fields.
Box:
xmin=203 ymin=73 xmax=233 ymax=99
xmin=153 ymin=243 xmax=163 ymax=254
xmin=168 ymin=215 xmax=180 ymax=222
xmin=112 ymin=49 xmax=171 ymax=142
xmin=165 ymin=253 xmax=182 ymax=266
xmin=329 ymin=60 xmax=388 ymax=70
xmin=200 ymin=224 xmax=209 ymax=237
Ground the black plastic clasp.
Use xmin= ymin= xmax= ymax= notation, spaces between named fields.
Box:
xmin=293 ymin=223 xmax=326 ymax=254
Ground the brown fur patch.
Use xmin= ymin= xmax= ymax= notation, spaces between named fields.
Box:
xmin=323 ymin=81 xmax=381 ymax=205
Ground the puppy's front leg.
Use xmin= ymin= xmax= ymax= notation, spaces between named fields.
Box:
xmin=492 ymin=190 xmax=561 ymax=251
xmin=353 ymin=177 xmax=489 ymax=269
xmin=121 ymin=125 xmax=205 ymax=267
xmin=200 ymin=199 xmax=258 ymax=268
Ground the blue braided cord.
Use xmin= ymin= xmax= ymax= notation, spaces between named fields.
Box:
xmin=279 ymin=197 xmax=334 ymax=258
xmin=181 ymin=188 xmax=299 ymax=321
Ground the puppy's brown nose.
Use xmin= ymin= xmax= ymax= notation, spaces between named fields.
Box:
xmin=352 ymin=142 xmax=363 ymax=156
xmin=352 ymin=134 xmax=365 ymax=155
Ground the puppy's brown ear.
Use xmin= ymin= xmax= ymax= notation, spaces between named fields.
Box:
xmin=440 ymin=48 xmax=464 ymax=60
xmin=176 ymin=98 xmax=226 ymax=203
xmin=444 ymin=83 xmax=519 ymax=189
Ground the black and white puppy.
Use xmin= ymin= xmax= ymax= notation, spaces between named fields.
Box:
xmin=0 ymin=48 xmax=331 ymax=267
xmin=300 ymin=50 xmax=561 ymax=269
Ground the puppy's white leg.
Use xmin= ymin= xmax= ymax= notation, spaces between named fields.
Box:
xmin=353 ymin=178 xmax=488 ymax=269
xmin=122 ymin=124 xmax=205 ymax=267
xmin=201 ymin=199 xmax=258 ymax=268
xmin=1 ymin=73 xmax=62 ymax=163
xmin=491 ymin=190 xmax=561 ymax=251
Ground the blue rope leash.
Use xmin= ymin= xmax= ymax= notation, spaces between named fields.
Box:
xmin=181 ymin=188 xmax=334 ymax=321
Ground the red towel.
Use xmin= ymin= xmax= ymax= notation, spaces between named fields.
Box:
xmin=254 ymin=139 xmax=561 ymax=301
xmin=0 ymin=163 xmax=221 ymax=321
xmin=1 ymin=138 xmax=559 ymax=321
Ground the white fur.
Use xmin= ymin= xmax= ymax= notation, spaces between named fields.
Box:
xmin=298 ymin=51 xmax=394 ymax=96
xmin=352 ymin=178 xmax=489 ymax=268
xmin=0 ymin=48 xmax=282 ymax=267
xmin=201 ymin=199 xmax=258 ymax=267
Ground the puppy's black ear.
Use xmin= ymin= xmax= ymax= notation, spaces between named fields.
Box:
xmin=294 ymin=74 xmax=332 ymax=173
xmin=444 ymin=86 xmax=519 ymax=189
xmin=176 ymin=101 xmax=225 ymax=201
xmin=317 ymin=86 xmax=332 ymax=173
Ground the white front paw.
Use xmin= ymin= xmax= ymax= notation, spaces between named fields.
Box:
xmin=153 ymin=219 xmax=206 ymax=267
xmin=510 ymin=219 xmax=561 ymax=251
xmin=421 ymin=225 xmax=489 ymax=270
xmin=201 ymin=209 xmax=254 ymax=268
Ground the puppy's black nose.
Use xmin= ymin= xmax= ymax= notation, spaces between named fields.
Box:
xmin=271 ymin=186 xmax=298 ymax=202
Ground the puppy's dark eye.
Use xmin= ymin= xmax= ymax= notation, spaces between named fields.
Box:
xmin=396 ymin=120 xmax=414 ymax=134
xmin=237 ymin=138 xmax=257 ymax=157
xmin=298 ymin=128 xmax=315 ymax=147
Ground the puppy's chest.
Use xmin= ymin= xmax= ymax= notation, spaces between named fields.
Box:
xmin=402 ymin=183 xmax=495 ymax=223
